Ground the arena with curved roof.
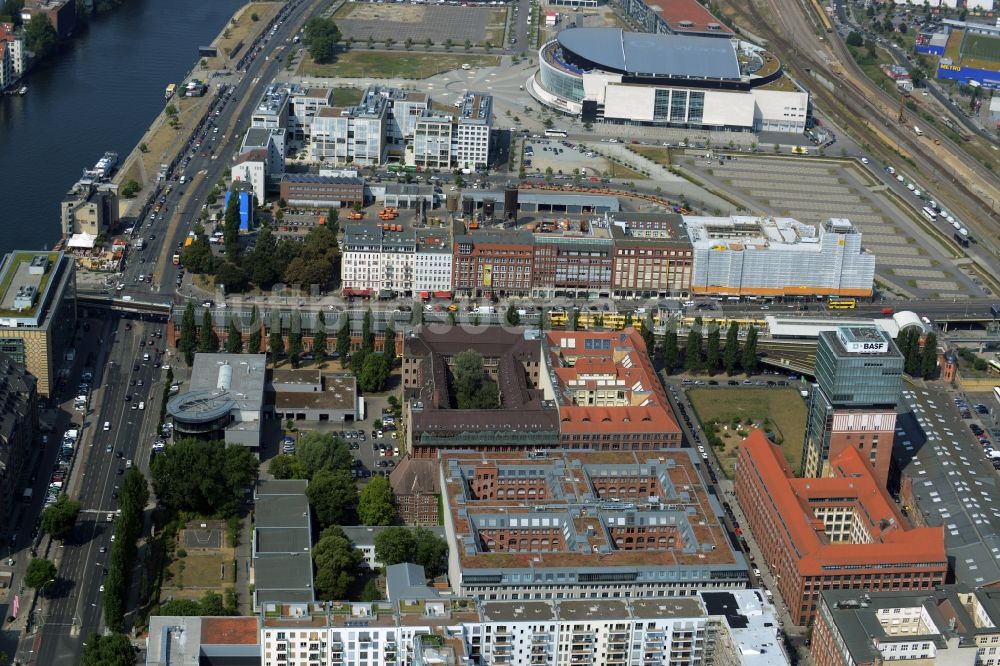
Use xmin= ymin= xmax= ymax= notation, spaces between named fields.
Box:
xmin=531 ymin=27 xmax=809 ymax=133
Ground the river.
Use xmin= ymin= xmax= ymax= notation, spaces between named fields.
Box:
xmin=0 ymin=0 xmax=242 ymax=253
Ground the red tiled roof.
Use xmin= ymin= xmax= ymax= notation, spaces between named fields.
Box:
xmin=200 ymin=617 xmax=259 ymax=645
xmin=649 ymin=0 xmax=733 ymax=35
xmin=739 ymin=431 xmax=946 ymax=575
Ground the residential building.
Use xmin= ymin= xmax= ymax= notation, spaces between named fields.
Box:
xmin=20 ymin=0 xmax=75 ymax=38
xmin=0 ymin=251 xmax=76 ymax=397
xmin=341 ymin=222 xmax=416 ymax=298
xmin=146 ymin=615 xmax=260 ymax=666
xmin=60 ymin=181 xmax=119 ymax=236
xmin=0 ymin=23 xmax=25 ymax=80
xmin=382 ymin=88 xmax=429 ymax=153
xmin=256 ymin=590 xmax=787 ymax=666
xmin=288 ymin=86 xmax=332 ymax=139
xmin=608 ymin=213 xmax=694 ymax=298
xmin=452 ymin=227 xmax=534 ymax=298
xmin=166 ymin=353 xmax=267 ymax=448
xmin=251 ymin=83 xmax=291 ymax=132
xmin=402 ymin=327 xmax=560 ymax=459
xmin=232 ymin=150 xmax=269 ymax=207
xmin=412 ymin=113 xmax=455 ymax=170
xmin=530 ymin=219 xmax=614 ymax=299
xmin=540 ymin=329 xmax=682 ymax=449
xmin=734 ymin=430 xmax=947 ymax=626
xmin=0 ymin=352 xmax=37 ymax=529
xmin=278 ymin=174 xmax=364 ymax=209
xmin=686 ymin=215 xmax=876 ymax=297
xmin=309 ymin=89 xmax=388 ymax=166
xmin=413 ymin=228 xmax=453 ymax=296
xmin=441 ymin=449 xmax=749 ymax=600
xmin=270 ymin=369 xmax=358 ymax=423
xmin=0 ymin=40 xmax=10 ymax=91
xmin=801 ymin=326 xmax=903 ymax=486
xmin=455 ymin=92 xmax=492 ymax=170
xmin=388 ymin=456 xmax=440 ymax=525
xmin=811 ymin=588 xmax=1000 ymax=666
xmin=252 ymin=480 xmax=314 ymax=610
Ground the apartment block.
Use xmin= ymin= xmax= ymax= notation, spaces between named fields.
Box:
xmin=60 ymin=181 xmax=119 ymax=236
xmin=289 ymin=86 xmax=333 ymax=138
xmin=382 ymin=89 xmax=429 ymax=148
xmin=413 ymin=228 xmax=453 ymax=295
xmin=608 ymin=213 xmax=694 ymax=298
xmin=0 ymin=23 xmax=24 ymax=91
xmin=540 ymin=329 xmax=681 ymax=449
xmin=687 ymin=215 xmax=876 ymax=297
xmin=811 ymin=588 xmax=1000 ymax=666
xmin=309 ymin=90 xmax=387 ymax=166
xmin=0 ymin=251 xmax=76 ymax=396
xmin=801 ymin=326 xmax=903 ymax=486
xmin=453 ymin=228 xmax=534 ymax=297
xmin=455 ymin=92 xmax=492 ymax=170
xmin=341 ymin=222 xmax=416 ymax=297
xmin=734 ymin=430 xmax=947 ymax=626
xmin=441 ymin=448 xmax=749 ymax=601
xmin=412 ymin=114 xmax=455 ymax=170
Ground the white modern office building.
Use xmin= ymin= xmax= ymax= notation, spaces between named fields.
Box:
xmin=532 ymin=27 xmax=809 ymax=133
xmin=310 ymin=89 xmax=388 ymax=166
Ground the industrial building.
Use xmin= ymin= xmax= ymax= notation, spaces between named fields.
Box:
xmin=278 ymin=174 xmax=365 ymax=209
xmin=0 ymin=251 xmax=76 ymax=397
xmin=801 ymin=326 xmax=903 ymax=485
xmin=166 ymin=353 xmax=267 ymax=448
xmin=687 ymin=215 xmax=876 ymax=297
xmin=540 ymin=329 xmax=681 ymax=449
xmin=734 ymin=431 xmax=947 ymax=626
xmin=811 ymin=587 xmax=1000 ymax=666
xmin=440 ymin=449 xmax=748 ymax=600
xmin=532 ymin=28 xmax=809 ymax=133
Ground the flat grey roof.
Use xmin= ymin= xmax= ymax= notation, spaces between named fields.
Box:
xmin=255 ymin=493 xmax=310 ymax=530
xmin=480 ymin=601 xmax=557 ymax=623
xmin=385 ymin=563 xmax=441 ymax=602
xmin=257 ymin=479 xmax=309 ymax=496
xmin=557 ymin=27 xmax=740 ymax=79
xmin=253 ymin=554 xmax=313 ymax=596
xmin=257 ymin=528 xmax=311 ymax=554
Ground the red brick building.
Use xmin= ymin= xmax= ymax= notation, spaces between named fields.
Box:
xmin=20 ymin=0 xmax=76 ymax=39
xmin=734 ymin=430 xmax=947 ymax=626
xmin=452 ymin=227 xmax=534 ymax=298
xmin=608 ymin=213 xmax=694 ymax=298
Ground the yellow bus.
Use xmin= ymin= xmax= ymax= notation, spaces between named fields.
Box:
xmin=827 ymin=298 xmax=857 ymax=310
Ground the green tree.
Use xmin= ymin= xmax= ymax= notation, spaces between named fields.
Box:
xmin=374 ymin=526 xmax=448 ymax=578
xmin=179 ymin=301 xmax=197 ymax=365
xmin=222 ymin=189 xmax=242 ymax=260
xmin=249 ymin=225 xmax=279 ymax=288
xmin=362 ymin=309 xmax=375 ymax=353
xmin=155 ymin=599 xmax=203 ymax=616
xmin=268 ymin=454 xmax=307 ymax=480
xmin=383 ymin=323 xmax=395 ymax=358
xmin=660 ymin=326 xmax=679 ymax=373
xmin=307 ymin=470 xmax=358 ymax=528
xmin=302 ymin=17 xmax=341 ymax=64
xmin=336 ymin=317 xmax=351 ymax=368
xmin=705 ymin=325 xmax=721 ymax=375
xmin=288 ymin=310 xmax=303 ymax=368
xmin=120 ymin=179 xmax=141 ymax=198
xmin=295 ymin=431 xmax=353 ymax=479
xmin=215 ymin=261 xmax=249 ymax=293
xmin=846 ymin=30 xmax=863 ymax=47
xmin=24 ymin=558 xmax=57 ymax=590
xmin=921 ymin=332 xmax=938 ymax=379
xmin=269 ymin=319 xmax=285 ymax=365
xmin=506 ymin=305 xmax=521 ymax=326
xmin=313 ymin=526 xmax=362 ymax=600
xmin=80 ymin=632 xmax=137 ymax=666
xmin=360 ymin=578 xmax=383 ymax=601
xmin=40 ymin=494 xmax=81 ymax=540
xmin=226 ymin=316 xmax=243 ymax=353
xmin=358 ymin=476 xmax=395 ymax=525
xmin=723 ymin=322 xmax=740 ymax=375
xmin=313 ymin=310 xmax=327 ymax=362
xmin=741 ymin=325 xmax=759 ymax=374
xmin=247 ymin=306 xmax=262 ymax=354
xmin=151 ymin=439 xmax=258 ymax=516
xmin=685 ymin=318 xmax=703 ymax=373
xmin=181 ymin=235 xmax=215 ymax=275
xmin=452 ymin=351 xmax=499 ymax=409
xmin=25 ymin=14 xmax=58 ymax=58
xmin=359 ymin=353 xmax=391 ymax=392
xmin=198 ymin=309 xmax=217 ymax=353
xmin=640 ymin=316 xmax=655 ymax=357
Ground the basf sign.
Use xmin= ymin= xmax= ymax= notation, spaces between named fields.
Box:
xmin=844 ymin=340 xmax=888 ymax=354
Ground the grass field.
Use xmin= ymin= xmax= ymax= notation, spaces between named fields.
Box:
xmin=687 ymin=387 xmax=807 ymax=479
xmin=962 ymin=32 xmax=1000 ymax=63
xmin=298 ymin=51 xmax=500 ymax=79
xmin=626 ymin=145 xmax=671 ymax=168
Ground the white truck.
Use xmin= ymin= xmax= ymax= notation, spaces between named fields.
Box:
xmin=475 ymin=305 xmax=496 ymax=315
xmin=133 ymin=238 xmax=145 ymax=250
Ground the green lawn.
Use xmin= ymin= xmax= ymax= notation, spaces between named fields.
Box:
xmin=298 ymin=51 xmax=500 ymax=80
xmin=626 ymin=145 xmax=671 ymax=167
xmin=687 ymin=387 xmax=807 ymax=479
xmin=331 ymin=87 xmax=365 ymax=107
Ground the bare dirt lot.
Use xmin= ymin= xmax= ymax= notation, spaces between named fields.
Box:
xmin=334 ymin=3 xmax=506 ymax=45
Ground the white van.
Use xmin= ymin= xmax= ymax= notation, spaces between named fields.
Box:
xmin=143 ymin=353 xmax=150 ymax=362
xmin=103 ymin=421 xmax=111 ymax=431
xmin=138 ymin=401 xmax=145 ymax=411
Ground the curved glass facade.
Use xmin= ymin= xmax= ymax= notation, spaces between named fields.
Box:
xmin=539 ymin=44 xmax=586 ymax=103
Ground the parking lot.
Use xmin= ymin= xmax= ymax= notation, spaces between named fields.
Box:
xmin=333 ymin=2 xmax=505 ymax=45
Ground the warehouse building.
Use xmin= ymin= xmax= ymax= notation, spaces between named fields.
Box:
xmin=687 ymin=215 xmax=875 ymax=297
xmin=278 ymin=174 xmax=364 ymax=209
xmin=532 ymin=28 xmax=808 ymax=133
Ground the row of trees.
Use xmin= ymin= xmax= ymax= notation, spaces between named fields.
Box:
xmin=639 ymin=318 xmax=760 ymax=376
xmin=156 ymin=590 xmax=236 ymax=617
xmin=104 ymin=468 xmax=149 ymax=632
xmin=897 ymin=327 xmax=938 ymax=380
xmin=151 ymin=439 xmax=259 ymax=517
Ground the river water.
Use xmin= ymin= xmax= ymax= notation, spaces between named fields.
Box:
xmin=0 ymin=0 xmax=242 ymax=253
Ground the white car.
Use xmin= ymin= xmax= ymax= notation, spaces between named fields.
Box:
xmin=860 ymin=157 xmax=869 ymax=164
xmin=99 ymin=584 xmax=105 ymax=592
xmin=753 ymin=568 xmax=762 ymax=578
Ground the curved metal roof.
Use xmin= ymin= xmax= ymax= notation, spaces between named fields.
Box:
xmin=556 ymin=27 xmax=741 ymax=80
xmin=167 ymin=389 xmax=237 ymax=424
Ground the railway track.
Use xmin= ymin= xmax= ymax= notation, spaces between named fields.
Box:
xmin=724 ymin=0 xmax=1000 ymax=250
